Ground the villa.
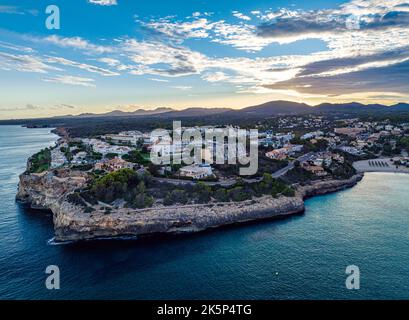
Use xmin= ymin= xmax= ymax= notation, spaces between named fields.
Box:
xmin=334 ymin=127 xmax=366 ymax=138
xmin=94 ymin=157 xmax=134 ymax=172
xmin=265 ymin=144 xmax=303 ymax=160
xmin=303 ymin=164 xmax=328 ymax=176
xmin=179 ymin=164 xmax=213 ymax=179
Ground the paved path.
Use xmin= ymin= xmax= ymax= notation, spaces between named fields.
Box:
xmin=272 ymin=152 xmax=313 ymax=178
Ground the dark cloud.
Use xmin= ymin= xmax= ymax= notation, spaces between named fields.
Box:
xmin=264 ymin=59 xmax=409 ymax=95
xmin=297 ymin=47 xmax=409 ymax=77
xmin=257 ymin=13 xmax=344 ymax=38
xmin=257 ymin=11 xmax=409 ymax=39
xmin=54 ymin=104 xmax=76 ymax=109
xmin=153 ymin=65 xmax=197 ymax=76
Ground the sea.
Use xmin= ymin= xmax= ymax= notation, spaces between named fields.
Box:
xmin=0 ymin=125 xmax=408 ymax=299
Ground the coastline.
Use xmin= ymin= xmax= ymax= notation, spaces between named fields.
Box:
xmin=16 ymin=168 xmax=363 ymax=242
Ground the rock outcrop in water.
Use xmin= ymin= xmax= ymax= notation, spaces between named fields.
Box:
xmin=16 ymin=168 xmax=363 ymax=242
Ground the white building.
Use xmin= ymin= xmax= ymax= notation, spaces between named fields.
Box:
xmin=179 ymin=164 xmax=213 ymax=179
xmin=301 ymin=131 xmax=324 ymax=140
xmin=82 ymin=138 xmax=132 ymax=155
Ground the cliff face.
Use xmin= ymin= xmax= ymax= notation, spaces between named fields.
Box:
xmin=16 ymin=169 xmax=88 ymax=210
xmin=17 ymin=168 xmax=363 ymax=242
xmin=52 ymin=195 xmax=305 ymax=241
xmin=298 ymin=174 xmax=364 ymax=199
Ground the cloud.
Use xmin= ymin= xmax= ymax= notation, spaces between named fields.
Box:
xmin=0 ymin=41 xmax=34 ymax=53
xmin=0 ymin=52 xmax=60 ymax=73
xmin=232 ymin=11 xmax=251 ymax=21
xmin=201 ymin=71 xmax=230 ymax=82
xmin=2 ymin=0 xmax=409 ymax=102
xmin=264 ymin=59 xmax=409 ymax=96
xmin=25 ymin=104 xmax=41 ymax=110
xmin=170 ymin=85 xmax=192 ymax=90
xmin=149 ymin=78 xmax=169 ymax=82
xmin=46 ymin=56 xmax=120 ymax=76
xmin=87 ymin=0 xmax=118 ymax=6
xmin=40 ymin=35 xmax=112 ymax=54
xmin=120 ymin=39 xmax=205 ymax=77
xmin=97 ymin=57 xmax=120 ymax=67
xmin=54 ymin=104 xmax=77 ymax=109
xmin=256 ymin=1 xmax=409 ymax=43
xmin=0 ymin=5 xmax=38 ymax=15
xmin=141 ymin=17 xmax=212 ymax=41
xmin=0 ymin=104 xmax=43 ymax=112
xmin=140 ymin=15 xmax=270 ymax=52
xmin=42 ymin=75 xmax=96 ymax=87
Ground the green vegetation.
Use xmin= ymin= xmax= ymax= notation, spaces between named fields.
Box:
xmin=328 ymin=161 xmax=356 ymax=179
xmin=105 ymin=153 xmax=119 ymax=159
xmin=67 ymin=192 xmax=88 ymax=207
xmin=283 ymin=166 xmax=315 ymax=184
xmin=163 ymin=189 xmax=189 ymax=205
xmin=89 ymin=169 xmax=153 ymax=208
xmin=122 ymin=150 xmax=150 ymax=164
xmin=160 ymin=173 xmax=295 ymax=206
xmin=71 ymin=164 xmax=93 ymax=171
xmin=28 ymin=148 xmax=51 ymax=173
xmin=89 ymin=151 xmax=103 ymax=161
xmin=256 ymin=154 xmax=288 ymax=177
xmin=397 ymin=137 xmax=409 ymax=150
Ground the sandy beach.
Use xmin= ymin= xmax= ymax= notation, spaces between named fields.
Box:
xmin=353 ymin=158 xmax=409 ymax=174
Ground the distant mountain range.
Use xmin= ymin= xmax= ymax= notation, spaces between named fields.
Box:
xmin=230 ymin=100 xmax=409 ymax=117
xmin=57 ymin=100 xmax=409 ymax=119
xmin=57 ymin=106 xmax=233 ymax=118
xmin=58 ymin=107 xmax=173 ymax=118
xmin=1 ymin=101 xmax=409 ymax=126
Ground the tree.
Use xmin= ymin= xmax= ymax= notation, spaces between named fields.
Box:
xmin=132 ymin=193 xmax=154 ymax=209
xmin=29 ymin=148 xmax=51 ymax=173
xmin=262 ymin=173 xmax=273 ymax=185
xmin=122 ymin=150 xmax=146 ymax=164
xmin=137 ymin=181 xmax=146 ymax=194
xmin=105 ymin=153 xmax=118 ymax=159
xmin=164 ymin=189 xmax=188 ymax=205
xmin=228 ymin=186 xmax=250 ymax=202
xmin=195 ymin=182 xmax=212 ymax=203
xmin=91 ymin=169 xmax=137 ymax=203
xmin=214 ymin=188 xmax=228 ymax=202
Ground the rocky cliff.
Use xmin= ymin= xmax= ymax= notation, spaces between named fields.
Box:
xmin=16 ymin=169 xmax=88 ymax=210
xmin=298 ymin=174 xmax=364 ymax=199
xmin=17 ymin=168 xmax=363 ymax=242
xmin=52 ymin=195 xmax=305 ymax=241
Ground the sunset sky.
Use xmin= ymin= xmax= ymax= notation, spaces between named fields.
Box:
xmin=0 ymin=0 xmax=409 ymax=119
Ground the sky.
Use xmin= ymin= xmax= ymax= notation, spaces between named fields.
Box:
xmin=0 ymin=0 xmax=409 ymax=119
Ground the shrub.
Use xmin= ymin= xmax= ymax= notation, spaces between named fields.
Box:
xmin=29 ymin=148 xmax=51 ymax=173
xmin=67 ymin=192 xmax=87 ymax=207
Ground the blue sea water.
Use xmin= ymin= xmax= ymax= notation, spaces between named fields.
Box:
xmin=0 ymin=125 xmax=408 ymax=300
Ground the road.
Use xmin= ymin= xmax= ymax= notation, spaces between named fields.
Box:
xmin=271 ymin=152 xmax=313 ymax=178
xmin=153 ymin=152 xmax=314 ymax=185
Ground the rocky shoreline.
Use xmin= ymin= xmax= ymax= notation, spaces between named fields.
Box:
xmin=16 ymin=168 xmax=363 ymax=242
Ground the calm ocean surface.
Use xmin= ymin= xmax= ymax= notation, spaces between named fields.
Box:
xmin=0 ymin=125 xmax=408 ymax=300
